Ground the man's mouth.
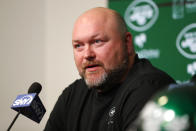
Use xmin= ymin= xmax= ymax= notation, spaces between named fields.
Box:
xmin=82 ymin=61 xmax=104 ymax=73
xmin=85 ymin=64 xmax=99 ymax=69
xmin=85 ymin=64 xmax=101 ymax=72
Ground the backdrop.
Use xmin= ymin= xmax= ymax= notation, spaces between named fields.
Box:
xmin=108 ymin=0 xmax=196 ymax=82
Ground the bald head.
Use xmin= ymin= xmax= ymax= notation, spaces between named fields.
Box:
xmin=72 ymin=7 xmax=135 ymax=89
xmin=73 ymin=7 xmax=128 ymax=41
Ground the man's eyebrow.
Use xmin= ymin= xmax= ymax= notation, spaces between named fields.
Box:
xmin=72 ymin=33 xmax=103 ymax=43
xmin=91 ymin=34 xmax=100 ymax=38
xmin=72 ymin=40 xmax=81 ymax=43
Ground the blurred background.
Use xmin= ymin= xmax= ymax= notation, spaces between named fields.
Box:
xmin=1 ymin=0 xmax=196 ymax=130
xmin=0 ymin=0 xmax=106 ymax=130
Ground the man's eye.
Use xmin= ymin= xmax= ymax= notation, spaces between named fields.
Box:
xmin=74 ymin=44 xmax=81 ymax=48
xmin=94 ymin=39 xmax=102 ymax=43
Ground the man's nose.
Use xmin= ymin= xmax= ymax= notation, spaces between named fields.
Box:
xmin=84 ymin=45 xmax=95 ymax=61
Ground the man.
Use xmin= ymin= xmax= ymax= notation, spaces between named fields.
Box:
xmin=44 ymin=7 xmax=175 ymax=131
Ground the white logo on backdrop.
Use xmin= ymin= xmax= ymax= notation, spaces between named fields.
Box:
xmin=187 ymin=61 xmax=196 ymax=75
xmin=124 ymin=0 xmax=159 ymax=32
xmin=135 ymin=33 xmax=146 ymax=48
xmin=134 ymin=32 xmax=160 ymax=59
xmin=176 ymin=23 xmax=196 ymax=59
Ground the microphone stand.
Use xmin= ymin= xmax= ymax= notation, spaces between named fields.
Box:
xmin=7 ymin=111 xmax=20 ymax=131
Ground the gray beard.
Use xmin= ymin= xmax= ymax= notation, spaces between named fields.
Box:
xmin=83 ymin=56 xmax=129 ymax=92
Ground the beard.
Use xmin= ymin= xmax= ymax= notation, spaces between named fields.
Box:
xmin=79 ymin=48 xmax=129 ymax=91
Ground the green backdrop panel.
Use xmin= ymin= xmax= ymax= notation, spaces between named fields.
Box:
xmin=108 ymin=0 xmax=196 ymax=82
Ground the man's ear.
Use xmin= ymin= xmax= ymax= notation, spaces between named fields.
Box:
xmin=125 ymin=32 xmax=134 ymax=55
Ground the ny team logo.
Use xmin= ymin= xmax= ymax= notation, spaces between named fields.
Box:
xmin=176 ymin=23 xmax=196 ymax=59
xmin=124 ymin=0 xmax=159 ymax=32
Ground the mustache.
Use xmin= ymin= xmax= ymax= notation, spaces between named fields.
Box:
xmin=82 ymin=60 xmax=104 ymax=69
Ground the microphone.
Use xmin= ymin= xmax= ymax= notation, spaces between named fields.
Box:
xmin=28 ymin=82 xmax=42 ymax=94
xmin=7 ymin=82 xmax=46 ymax=131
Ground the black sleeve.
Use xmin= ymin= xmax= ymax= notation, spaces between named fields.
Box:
xmin=44 ymin=87 xmax=71 ymax=131
xmin=122 ymin=73 xmax=175 ymax=131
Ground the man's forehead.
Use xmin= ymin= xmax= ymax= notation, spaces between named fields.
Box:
xmin=73 ymin=14 xmax=109 ymax=39
xmin=72 ymin=30 xmax=107 ymax=43
xmin=74 ymin=8 xmax=118 ymax=27
xmin=72 ymin=7 xmax=120 ymax=41
xmin=76 ymin=13 xmax=108 ymax=26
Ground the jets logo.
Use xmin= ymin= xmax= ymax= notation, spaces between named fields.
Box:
xmin=124 ymin=0 xmax=159 ymax=32
xmin=107 ymin=107 xmax=116 ymax=125
xmin=176 ymin=23 xmax=196 ymax=59
xmin=109 ymin=107 xmax=116 ymax=117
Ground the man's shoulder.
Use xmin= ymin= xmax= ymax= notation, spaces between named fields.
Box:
xmin=135 ymin=57 xmax=162 ymax=73
xmin=60 ymin=78 xmax=89 ymax=101
xmin=117 ymin=58 xmax=175 ymax=130
xmin=63 ymin=79 xmax=85 ymax=91
xmin=123 ymin=57 xmax=175 ymax=93
xmin=133 ymin=57 xmax=174 ymax=82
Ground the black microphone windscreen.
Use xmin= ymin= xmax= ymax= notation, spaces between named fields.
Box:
xmin=28 ymin=82 xmax=42 ymax=94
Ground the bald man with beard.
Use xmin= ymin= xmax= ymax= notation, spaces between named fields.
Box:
xmin=44 ymin=7 xmax=175 ymax=131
